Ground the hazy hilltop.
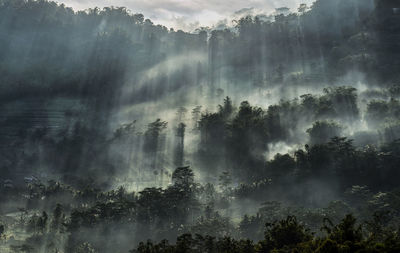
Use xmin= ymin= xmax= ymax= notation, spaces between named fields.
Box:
xmin=0 ymin=0 xmax=400 ymax=252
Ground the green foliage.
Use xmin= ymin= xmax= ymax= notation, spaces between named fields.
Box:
xmin=172 ymin=166 xmax=194 ymax=188
xmin=131 ymin=214 xmax=400 ymax=253
xmin=145 ymin=119 xmax=168 ymax=140
xmin=0 ymin=223 xmax=4 ymax=238
xmin=323 ymin=87 xmax=359 ymax=120
xmin=1 ymin=1 xmax=400 ymax=252
xmin=307 ymin=121 xmax=342 ymax=145
xmin=266 ymin=154 xmax=296 ymax=179
xmin=259 ymin=216 xmax=313 ymax=251
xmin=113 ymin=121 xmax=137 ymax=140
xmin=190 ymin=210 xmax=235 ymax=238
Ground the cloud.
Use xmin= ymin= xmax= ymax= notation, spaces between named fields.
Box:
xmin=57 ymin=0 xmax=314 ymax=31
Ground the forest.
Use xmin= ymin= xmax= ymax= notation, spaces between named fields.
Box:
xmin=0 ymin=0 xmax=400 ymax=252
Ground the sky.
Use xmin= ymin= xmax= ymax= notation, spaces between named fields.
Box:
xmin=57 ymin=0 xmax=315 ymax=31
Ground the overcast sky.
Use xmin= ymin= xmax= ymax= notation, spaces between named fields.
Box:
xmin=58 ymin=0 xmax=315 ymax=31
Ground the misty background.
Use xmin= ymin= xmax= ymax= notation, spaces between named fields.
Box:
xmin=58 ymin=0 xmax=316 ymax=31
xmin=0 ymin=0 xmax=400 ymax=252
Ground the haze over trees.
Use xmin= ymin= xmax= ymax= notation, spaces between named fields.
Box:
xmin=0 ymin=0 xmax=400 ymax=252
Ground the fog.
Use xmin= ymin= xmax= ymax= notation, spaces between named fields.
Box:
xmin=59 ymin=0 xmax=316 ymax=31
xmin=1 ymin=0 xmax=400 ymax=252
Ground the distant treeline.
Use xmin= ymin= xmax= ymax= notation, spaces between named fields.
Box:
xmin=0 ymin=0 xmax=399 ymax=103
xmin=131 ymin=214 xmax=400 ymax=253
